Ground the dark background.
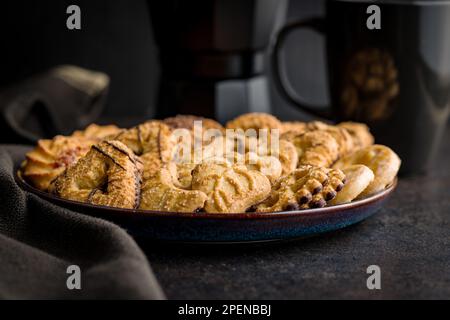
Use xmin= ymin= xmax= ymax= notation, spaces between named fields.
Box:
xmin=0 ymin=0 xmax=326 ymax=121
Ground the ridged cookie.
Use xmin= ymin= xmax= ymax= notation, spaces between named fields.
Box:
xmin=191 ymin=163 xmax=271 ymax=213
xmin=50 ymin=140 xmax=143 ymax=209
xmin=139 ymin=168 xmax=208 ymax=212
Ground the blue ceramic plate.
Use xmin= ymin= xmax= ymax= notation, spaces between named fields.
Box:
xmin=16 ymin=170 xmax=397 ymax=243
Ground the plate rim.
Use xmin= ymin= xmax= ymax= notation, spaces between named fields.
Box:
xmin=15 ymin=169 xmax=397 ymax=220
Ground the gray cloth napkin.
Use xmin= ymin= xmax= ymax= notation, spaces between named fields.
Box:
xmin=0 ymin=65 xmax=109 ymax=144
xmin=0 ymin=144 xmax=165 ymax=299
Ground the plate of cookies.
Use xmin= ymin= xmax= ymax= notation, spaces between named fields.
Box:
xmin=16 ymin=113 xmax=400 ymax=243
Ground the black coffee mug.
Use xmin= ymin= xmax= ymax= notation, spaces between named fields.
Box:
xmin=271 ymin=0 xmax=450 ymax=174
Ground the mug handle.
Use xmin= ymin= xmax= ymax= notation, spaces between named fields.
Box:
xmin=270 ymin=17 xmax=332 ymax=119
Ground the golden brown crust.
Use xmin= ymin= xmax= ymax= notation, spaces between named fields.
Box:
xmin=337 ymin=122 xmax=374 ymax=150
xmin=256 ymin=165 xmax=346 ymax=212
xmin=139 ymin=168 xmax=208 ymax=212
xmin=113 ymin=120 xmax=175 ymax=180
xmin=282 ymin=130 xmax=340 ymax=167
xmin=22 ymin=136 xmax=94 ymax=190
xmin=234 ymin=152 xmax=282 ymax=185
xmin=281 ymin=121 xmax=307 ymax=135
xmin=191 ymin=163 xmax=271 ymax=213
xmin=333 ymin=144 xmax=400 ymax=197
xmin=328 ymin=165 xmax=374 ymax=205
xmin=22 ymin=114 xmax=399 ymax=214
xmin=298 ymin=121 xmax=355 ymax=157
xmin=71 ymin=123 xmax=122 ymax=141
xmin=225 ymin=113 xmax=282 ymax=133
xmin=321 ymin=126 xmax=355 ymax=158
xmin=50 ymin=140 xmax=143 ymax=209
xmin=277 ymin=140 xmax=298 ymax=176
xmin=163 ymin=114 xmax=224 ymax=132
xmin=167 ymin=162 xmax=198 ymax=189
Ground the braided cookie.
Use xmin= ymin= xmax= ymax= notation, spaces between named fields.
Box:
xmin=225 ymin=112 xmax=282 ymax=133
xmin=337 ymin=122 xmax=374 ymax=150
xmin=22 ymin=136 xmax=93 ymax=190
xmin=328 ymin=165 xmax=374 ymax=205
xmin=256 ymin=165 xmax=346 ymax=212
xmin=50 ymin=141 xmax=143 ymax=209
xmin=333 ymin=144 xmax=400 ymax=197
xmin=113 ymin=120 xmax=175 ymax=179
xmin=191 ymin=163 xmax=271 ymax=213
xmin=139 ymin=168 xmax=208 ymax=212
xmin=282 ymin=130 xmax=339 ymax=167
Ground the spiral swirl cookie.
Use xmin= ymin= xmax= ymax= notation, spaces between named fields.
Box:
xmin=22 ymin=136 xmax=94 ymax=190
xmin=191 ymin=163 xmax=271 ymax=213
xmin=50 ymin=140 xmax=143 ymax=209
xmin=139 ymin=168 xmax=208 ymax=212
xmin=333 ymin=144 xmax=400 ymax=198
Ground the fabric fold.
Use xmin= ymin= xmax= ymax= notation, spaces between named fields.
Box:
xmin=0 ymin=145 xmax=165 ymax=299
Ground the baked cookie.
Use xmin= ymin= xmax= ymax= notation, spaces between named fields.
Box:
xmin=191 ymin=163 xmax=271 ymax=213
xmin=304 ymin=120 xmax=331 ymax=131
xmin=50 ymin=140 xmax=143 ymax=209
xmin=163 ymin=114 xmax=224 ymax=132
xmin=337 ymin=122 xmax=374 ymax=150
xmin=276 ymin=140 xmax=298 ymax=177
xmin=22 ymin=135 xmax=93 ymax=190
xmin=282 ymin=130 xmax=340 ymax=167
xmin=234 ymin=152 xmax=282 ymax=185
xmin=300 ymin=121 xmax=355 ymax=157
xmin=71 ymin=123 xmax=122 ymax=141
xmin=167 ymin=162 xmax=198 ymax=189
xmin=139 ymin=168 xmax=208 ymax=212
xmin=222 ymin=131 xmax=296 ymax=177
xmin=225 ymin=113 xmax=282 ymax=133
xmin=256 ymin=165 xmax=346 ymax=212
xmin=281 ymin=121 xmax=307 ymax=135
xmin=113 ymin=120 xmax=175 ymax=179
xmin=328 ymin=164 xmax=374 ymax=205
xmin=167 ymin=153 xmax=231 ymax=190
xmin=333 ymin=144 xmax=400 ymax=197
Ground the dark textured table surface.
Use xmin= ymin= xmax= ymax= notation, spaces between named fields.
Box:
xmin=140 ymin=128 xmax=450 ymax=300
